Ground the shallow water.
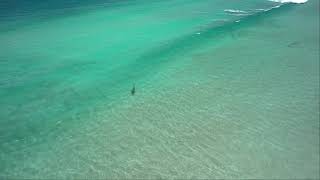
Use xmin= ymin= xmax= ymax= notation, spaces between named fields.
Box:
xmin=0 ymin=0 xmax=319 ymax=178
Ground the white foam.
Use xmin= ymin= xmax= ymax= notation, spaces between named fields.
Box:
xmin=255 ymin=8 xmax=269 ymax=12
xmin=224 ymin=9 xmax=248 ymax=14
xmin=269 ymin=0 xmax=308 ymax=4
xmin=254 ymin=4 xmax=282 ymax=13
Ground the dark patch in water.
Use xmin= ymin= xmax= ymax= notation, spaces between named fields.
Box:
xmin=131 ymin=84 xmax=135 ymax=96
xmin=287 ymin=41 xmax=300 ymax=48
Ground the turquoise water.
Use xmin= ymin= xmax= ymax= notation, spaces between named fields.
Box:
xmin=0 ymin=0 xmax=319 ymax=178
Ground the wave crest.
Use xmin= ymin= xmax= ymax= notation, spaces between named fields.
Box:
xmin=269 ymin=0 xmax=308 ymax=4
xmin=224 ymin=9 xmax=248 ymax=13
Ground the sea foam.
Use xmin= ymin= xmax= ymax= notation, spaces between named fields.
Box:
xmin=269 ymin=0 xmax=308 ymax=4
xmin=224 ymin=9 xmax=248 ymax=13
xmin=224 ymin=9 xmax=249 ymax=16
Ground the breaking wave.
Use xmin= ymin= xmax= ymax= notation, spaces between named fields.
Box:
xmin=269 ymin=0 xmax=308 ymax=4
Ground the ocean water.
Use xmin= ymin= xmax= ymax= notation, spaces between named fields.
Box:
xmin=0 ymin=0 xmax=319 ymax=178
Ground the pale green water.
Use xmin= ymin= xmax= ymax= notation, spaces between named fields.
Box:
xmin=0 ymin=0 xmax=319 ymax=178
